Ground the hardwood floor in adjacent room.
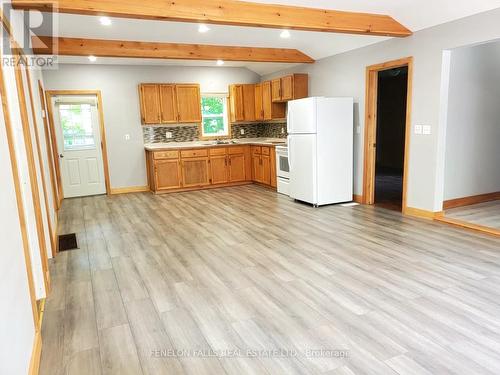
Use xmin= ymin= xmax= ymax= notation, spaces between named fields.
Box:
xmin=40 ymin=185 xmax=500 ymax=375
xmin=445 ymin=200 xmax=500 ymax=230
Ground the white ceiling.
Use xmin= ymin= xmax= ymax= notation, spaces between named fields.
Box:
xmin=39 ymin=0 xmax=500 ymax=75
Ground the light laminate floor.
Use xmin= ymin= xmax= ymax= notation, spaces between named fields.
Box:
xmin=41 ymin=185 xmax=500 ymax=375
xmin=445 ymin=200 xmax=500 ymax=230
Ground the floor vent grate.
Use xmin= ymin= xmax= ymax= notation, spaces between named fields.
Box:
xmin=58 ymin=233 xmax=78 ymax=252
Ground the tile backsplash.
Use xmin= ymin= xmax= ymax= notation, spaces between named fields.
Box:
xmin=143 ymin=122 xmax=287 ymax=143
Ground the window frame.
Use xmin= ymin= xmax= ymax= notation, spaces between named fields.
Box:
xmin=199 ymin=93 xmax=231 ymax=139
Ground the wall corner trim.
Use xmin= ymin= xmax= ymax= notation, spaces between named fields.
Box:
xmin=28 ymin=330 xmax=42 ymax=375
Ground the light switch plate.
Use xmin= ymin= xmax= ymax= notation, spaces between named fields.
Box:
xmin=422 ymin=125 xmax=431 ymax=135
xmin=414 ymin=125 xmax=422 ymax=134
xmin=166 ymin=131 xmax=173 ymax=139
xmin=124 ymin=134 xmax=130 ymax=141
xmin=356 ymin=126 xmax=361 ymax=134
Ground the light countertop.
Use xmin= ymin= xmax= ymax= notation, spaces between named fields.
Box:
xmin=144 ymin=138 xmax=286 ymax=151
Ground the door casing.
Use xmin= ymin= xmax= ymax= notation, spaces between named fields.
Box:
xmin=362 ymin=57 xmax=413 ymax=212
xmin=45 ymin=90 xmax=111 ymax=203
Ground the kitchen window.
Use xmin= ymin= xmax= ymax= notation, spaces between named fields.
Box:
xmin=201 ymin=94 xmax=229 ymax=138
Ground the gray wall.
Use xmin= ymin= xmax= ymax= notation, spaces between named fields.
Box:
xmin=263 ymin=8 xmax=500 ymax=211
xmin=42 ymin=64 xmax=260 ymax=189
xmin=443 ymin=40 xmax=500 ymax=200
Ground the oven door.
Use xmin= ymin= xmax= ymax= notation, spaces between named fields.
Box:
xmin=276 ymin=148 xmax=290 ymax=180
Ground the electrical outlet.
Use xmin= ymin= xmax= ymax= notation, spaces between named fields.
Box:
xmin=166 ymin=131 xmax=173 ymax=139
xmin=356 ymin=126 xmax=361 ymax=134
xmin=414 ymin=125 xmax=422 ymax=135
xmin=422 ymin=125 xmax=431 ymax=135
xmin=281 ymin=127 xmax=285 ymax=134
xmin=124 ymin=134 xmax=130 ymax=141
xmin=240 ymin=129 xmax=245 ymax=135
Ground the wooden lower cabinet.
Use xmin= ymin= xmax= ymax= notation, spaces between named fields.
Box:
xmin=148 ymin=145 xmax=255 ymax=193
xmin=228 ymin=154 xmax=246 ymax=182
xmin=210 ymin=155 xmax=228 ymax=184
xmin=181 ymin=157 xmax=210 ymax=187
xmin=251 ymin=146 xmax=276 ymax=187
xmin=155 ymin=159 xmax=182 ymax=190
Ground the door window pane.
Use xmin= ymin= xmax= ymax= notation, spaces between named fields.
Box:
xmin=59 ymin=104 xmax=95 ymax=150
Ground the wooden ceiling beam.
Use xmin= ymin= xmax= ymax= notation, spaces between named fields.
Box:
xmin=32 ymin=36 xmax=315 ymax=63
xmin=14 ymin=0 xmax=412 ymax=37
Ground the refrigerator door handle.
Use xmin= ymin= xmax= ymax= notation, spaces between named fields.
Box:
xmin=287 ymin=136 xmax=292 ymax=170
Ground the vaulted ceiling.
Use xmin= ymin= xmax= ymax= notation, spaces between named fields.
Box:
xmin=19 ymin=0 xmax=500 ymax=75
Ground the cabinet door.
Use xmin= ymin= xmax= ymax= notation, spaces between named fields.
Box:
xmin=270 ymin=147 xmax=277 ymax=188
xmin=281 ymin=75 xmax=294 ymax=101
xmin=271 ymin=78 xmax=282 ymax=102
xmin=252 ymin=155 xmax=263 ymax=183
xmin=254 ymin=83 xmax=263 ymax=121
xmin=262 ymin=81 xmax=272 ymax=120
xmin=140 ymin=84 xmax=160 ymax=124
xmin=155 ymin=160 xmax=181 ymax=190
xmin=228 ymin=154 xmax=246 ymax=182
xmin=229 ymin=84 xmax=244 ymax=122
xmin=210 ymin=155 xmax=228 ymax=184
xmin=176 ymin=84 xmax=202 ymax=123
xmin=261 ymin=155 xmax=271 ymax=185
xmin=182 ymin=157 xmax=210 ymax=187
xmin=242 ymin=84 xmax=256 ymax=122
xmin=159 ymin=84 xmax=177 ymax=123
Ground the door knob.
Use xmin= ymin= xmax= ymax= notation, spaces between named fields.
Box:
xmin=59 ymin=154 xmax=64 ymax=158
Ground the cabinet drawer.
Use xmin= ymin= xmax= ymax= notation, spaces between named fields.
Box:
xmin=209 ymin=147 xmax=227 ymax=156
xmin=228 ymin=146 xmax=246 ymax=155
xmin=153 ymin=150 xmax=179 ymax=160
xmin=181 ymin=149 xmax=209 ymax=158
xmin=251 ymin=146 xmax=261 ymax=155
xmin=261 ymin=147 xmax=270 ymax=156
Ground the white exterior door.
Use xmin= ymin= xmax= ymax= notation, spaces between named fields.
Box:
xmin=53 ymin=96 xmax=106 ymax=198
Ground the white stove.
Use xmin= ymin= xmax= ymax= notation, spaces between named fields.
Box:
xmin=275 ymin=145 xmax=290 ymax=196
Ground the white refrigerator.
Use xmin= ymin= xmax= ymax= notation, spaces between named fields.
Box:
xmin=287 ymin=97 xmax=353 ymax=206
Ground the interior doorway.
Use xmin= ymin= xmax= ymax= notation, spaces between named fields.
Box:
xmin=363 ymin=57 xmax=413 ymax=212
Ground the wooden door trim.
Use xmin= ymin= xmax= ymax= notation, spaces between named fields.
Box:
xmin=14 ymin=55 xmax=51 ymax=294
xmin=0 ymin=51 xmax=39 ymax=329
xmin=362 ymin=56 xmax=413 ymax=211
xmin=45 ymin=89 xmax=111 ymax=196
xmin=37 ymin=80 xmax=59 ymax=213
xmin=24 ymin=68 xmax=56 ymax=258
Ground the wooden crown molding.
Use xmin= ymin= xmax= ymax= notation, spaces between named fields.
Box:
xmin=32 ymin=36 xmax=315 ymax=63
xmin=13 ymin=0 xmax=412 ymax=37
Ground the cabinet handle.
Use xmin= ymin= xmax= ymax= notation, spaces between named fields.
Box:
xmin=225 ymin=157 xmax=227 ymax=166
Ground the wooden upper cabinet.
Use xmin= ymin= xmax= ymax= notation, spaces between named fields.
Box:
xmin=254 ymin=83 xmax=263 ymax=121
xmin=262 ymin=81 xmax=272 ymax=120
xmin=242 ymin=84 xmax=256 ymax=122
xmin=271 ymin=74 xmax=309 ymax=103
xmin=271 ymin=78 xmax=281 ymax=102
xmin=229 ymin=84 xmax=244 ymax=123
xmin=140 ymin=83 xmax=202 ymax=125
xmin=159 ymin=84 xmax=177 ymax=123
xmin=176 ymin=84 xmax=202 ymax=123
xmin=140 ymin=84 xmax=161 ymax=124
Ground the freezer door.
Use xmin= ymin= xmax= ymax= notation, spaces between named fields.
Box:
xmin=287 ymin=97 xmax=317 ymax=134
xmin=289 ymin=134 xmax=317 ymax=204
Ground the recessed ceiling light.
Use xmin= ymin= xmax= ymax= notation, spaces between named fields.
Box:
xmin=198 ymin=24 xmax=210 ymax=33
xmin=216 ymin=60 xmax=224 ymax=66
xmin=280 ymin=29 xmax=291 ymax=39
xmin=99 ymin=16 xmax=112 ymax=26
xmin=88 ymin=55 xmax=97 ymax=62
